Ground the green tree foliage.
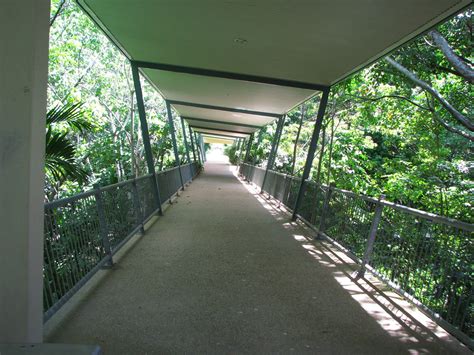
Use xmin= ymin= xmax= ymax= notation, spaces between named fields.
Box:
xmin=50 ymin=1 xmax=471 ymax=222
xmin=45 ymin=102 xmax=91 ymax=187
xmin=232 ymin=8 xmax=472 ymax=222
xmin=47 ymin=0 xmax=185 ymax=199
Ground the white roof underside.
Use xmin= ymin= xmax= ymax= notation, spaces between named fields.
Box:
xmin=78 ymin=0 xmax=469 ymax=137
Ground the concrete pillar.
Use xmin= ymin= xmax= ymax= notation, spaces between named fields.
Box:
xmin=0 ymin=0 xmax=50 ymax=343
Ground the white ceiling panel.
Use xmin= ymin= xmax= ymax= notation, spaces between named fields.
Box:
xmin=186 ymin=119 xmax=257 ymax=134
xmin=144 ymin=69 xmax=315 ymax=114
xmin=78 ymin=0 xmax=469 ymax=128
xmin=191 ymin=128 xmax=249 ymax=139
xmin=173 ymin=104 xmax=275 ymax=127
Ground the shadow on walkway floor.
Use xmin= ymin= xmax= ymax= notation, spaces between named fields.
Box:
xmin=47 ymin=162 xmax=469 ymax=354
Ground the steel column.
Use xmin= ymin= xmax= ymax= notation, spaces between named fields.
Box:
xmin=261 ymin=115 xmax=285 ymax=193
xmin=238 ymin=138 xmax=245 ymax=163
xmin=272 ymin=116 xmax=285 ymax=166
xmin=199 ymin=134 xmax=206 ymax=162
xmin=180 ymin=117 xmax=191 ymax=163
xmin=166 ymin=101 xmax=185 ymax=190
xmin=131 ymin=62 xmax=163 ymax=215
xmin=195 ymin=132 xmax=205 ymax=163
xmin=252 ymin=129 xmax=264 ymax=165
xmin=188 ymin=125 xmax=198 ymax=163
xmin=292 ymin=88 xmax=330 ymax=221
xmin=236 ymin=138 xmax=242 ymax=163
xmin=243 ymin=133 xmax=254 ymax=163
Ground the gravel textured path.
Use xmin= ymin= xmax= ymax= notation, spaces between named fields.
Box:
xmin=48 ymin=162 xmax=469 ymax=354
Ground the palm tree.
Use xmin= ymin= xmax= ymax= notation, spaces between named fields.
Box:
xmin=45 ymin=102 xmax=92 ymax=185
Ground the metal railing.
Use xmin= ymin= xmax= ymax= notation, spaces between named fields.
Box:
xmin=239 ymin=163 xmax=473 ymax=345
xmin=43 ymin=162 xmax=199 ymax=321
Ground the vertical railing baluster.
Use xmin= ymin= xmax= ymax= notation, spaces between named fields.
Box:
xmin=94 ymin=184 xmax=113 ymax=266
xmin=131 ymin=178 xmax=145 ymax=235
xmin=357 ymin=195 xmax=385 ymax=278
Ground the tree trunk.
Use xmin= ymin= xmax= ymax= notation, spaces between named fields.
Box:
xmin=429 ymin=30 xmax=474 ymax=84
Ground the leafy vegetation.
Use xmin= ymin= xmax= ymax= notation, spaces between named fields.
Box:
xmin=48 ymin=1 xmax=471 ymax=223
xmin=45 ymin=0 xmax=472 ymax=340
xmin=47 ymin=0 xmax=189 ymax=200
xmin=230 ymin=9 xmax=473 ymax=223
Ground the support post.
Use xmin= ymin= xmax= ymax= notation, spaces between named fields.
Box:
xmin=131 ymin=62 xmax=163 ymax=215
xmin=93 ymin=185 xmax=113 ymax=266
xmin=244 ymin=133 xmax=254 ymax=163
xmin=194 ymin=132 xmax=203 ymax=163
xmin=357 ymin=195 xmax=385 ymax=278
xmin=261 ymin=115 xmax=285 ymax=193
xmin=188 ymin=125 xmax=198 ymax=163
xmin=180 ymin=117 xmax=191 ymax=163
xmin=292 ymin=88 xmax=330 ymax=221
xmin=252 ymin=129 xmax=264 ymax=165
xmin=199 ymin=134 xmax=206 ymax=162
xmin=0 ymin=0 xmax=49 ymax=342
xmin=236 ymin=138 xmax=242 ymax=160
xmin=238 ymin=137 xmax=245 ymax=164
xmin=166 ymin=101 xmax=185 ymax=190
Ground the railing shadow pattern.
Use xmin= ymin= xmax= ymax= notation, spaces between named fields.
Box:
xmin=239 ymin=163 xmax=473 ymax=347
xmin=43 ymin=162 xmax=199 ymax=321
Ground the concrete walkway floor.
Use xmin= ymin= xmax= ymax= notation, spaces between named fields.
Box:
xmin=47 ymin=162 xmax=469 ymax=354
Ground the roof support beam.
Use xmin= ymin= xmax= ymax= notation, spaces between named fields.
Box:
xmin=165 ymin=101 xmax=185 ymax=190
xmin=183 ymin=116 xmax=262 ymax=129
xmin=292 ymin=87 xmax=331 ymax=221
xmin=132 ymin=60 xmax=328 ymax=91
xmin=190 ymin=125 xmax=252 ymax=136
xmin=168 ymin=100 xmax=280 ymax=118
xmin=131 ymin=62 xmax=163 ymax=215
xmin=180 ymin=117 xmax=191 ymax=163
xmin=187 ymin=124 xmax=198 ymax=163
xmin=261 ymin=115 xmax=285 ymax=193
xmin=244 ymin=133 xmax=255 ymax=163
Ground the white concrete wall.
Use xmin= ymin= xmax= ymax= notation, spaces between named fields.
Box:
xmin=0 ymin=0 xmax=50 ymax=343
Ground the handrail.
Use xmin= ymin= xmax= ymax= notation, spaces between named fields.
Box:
xmin=239 ymin=162 xmax=473 ymax=346
xmin=241 ymin=163 xmax=473 ymax=232
xmin=44 ymin=164 xmax=191 ymax=210
xmin=43 ymin=162 xmax=200 ymax=322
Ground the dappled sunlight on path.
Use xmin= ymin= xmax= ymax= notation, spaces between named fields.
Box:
xmin=48 ymin=162 xmax=469 ymax=354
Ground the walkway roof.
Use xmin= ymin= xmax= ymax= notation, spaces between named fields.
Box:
xmin=77 ymin=0 xmax=469 ymax=139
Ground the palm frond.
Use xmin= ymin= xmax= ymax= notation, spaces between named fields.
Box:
xmin=46 ymin=102 xmax=93 ymax=133
xmin=45 ymin=128 xmax=89 ymax=183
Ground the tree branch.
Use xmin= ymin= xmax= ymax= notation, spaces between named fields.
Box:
xmin=385 ymin=56 xmax=473 ymax=131
xmin=50 ymin=0 xmax=66 ymax=27
xmin=425 ymin=94 xmax=474 ymax=142
xmin=348 ymin=94 xmax=430 ymax=111
xmin=429 ymin=30 xmax=474 ymax=84
xmin=432 ymin=112 xmax=474 ymax=142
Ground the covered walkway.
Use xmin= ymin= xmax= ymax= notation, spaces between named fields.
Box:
xmin=47 ymin=162 xmax=468 ymax=354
